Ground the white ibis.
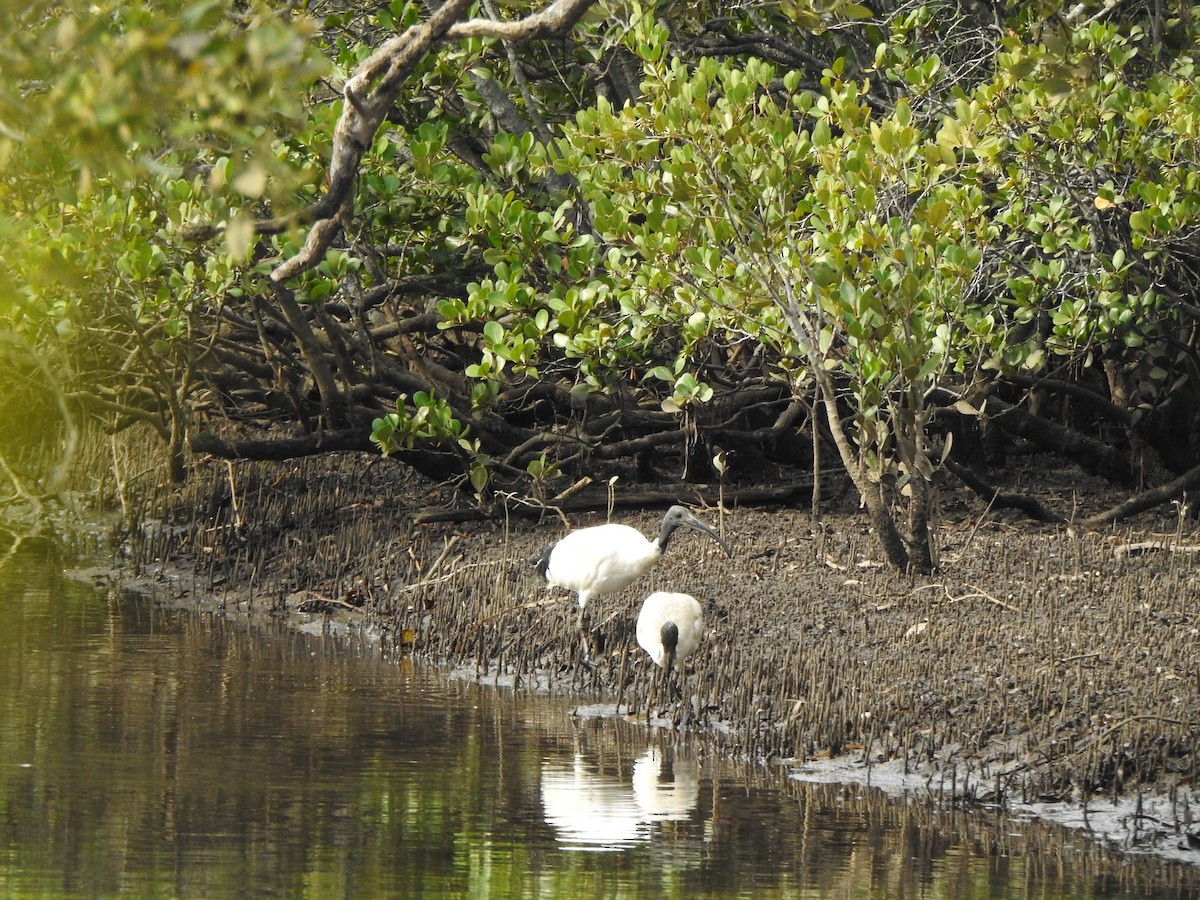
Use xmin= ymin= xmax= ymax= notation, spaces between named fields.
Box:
xmin=636 ymin=591 xmax=703 ymax=676
xmin=534 ymin=505 xmax=731 ymax=635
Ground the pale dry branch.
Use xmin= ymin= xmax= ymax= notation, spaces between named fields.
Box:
xmin=944 ymin=583 xmax=1018 ymax=612
xmin=1112 ymin=539 xmax=1200 ymax=560
xmin=269 ymin=0 xmax=599 ymax=288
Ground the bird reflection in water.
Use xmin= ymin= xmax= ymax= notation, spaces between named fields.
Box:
xmin=540 ymin=746 xmax=700 ymax=850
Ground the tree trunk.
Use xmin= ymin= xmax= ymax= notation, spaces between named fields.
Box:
xmin=813 ymin=368 xmax=910 ymax=571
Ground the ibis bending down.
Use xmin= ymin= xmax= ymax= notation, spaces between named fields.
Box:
xmin=636 ymin=591 xmax=703 ymax=676
xmin=637 ymin=591 xmax=704 ymax=719
xmin=534 ymin=505 xmax=731 ymax=637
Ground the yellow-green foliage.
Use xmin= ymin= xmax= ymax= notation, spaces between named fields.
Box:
xmin=5 ymin=0 xmax=1200 ymax=499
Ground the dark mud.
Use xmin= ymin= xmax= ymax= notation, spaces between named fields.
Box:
xmin=128 ymin=451 xmax=1200 ymax=863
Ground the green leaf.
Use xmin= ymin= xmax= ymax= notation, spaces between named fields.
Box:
xmin=812 ymin=118 xmax=831 ymax=147
xmin=470 ymin=464 xmax=489 ymax=493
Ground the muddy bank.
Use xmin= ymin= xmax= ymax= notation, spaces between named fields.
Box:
xmin=129 ymin=452 xmax=1200 ymax=861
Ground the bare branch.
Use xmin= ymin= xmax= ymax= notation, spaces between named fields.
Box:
xmin=268 ymin=0 xmax=599 ymax=288
xmin=445 ymin=0 xmax=599 ymax=40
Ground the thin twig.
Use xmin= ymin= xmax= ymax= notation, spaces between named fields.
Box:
xmin=944 ymin=582 xmax=1018 ymax=612
xmin=225 ymin=460 xmax=243 ymax=532
xmin=396 ymin=559 xmax=504 ymax=592
xmin=496 ymin=491 xmax=570 ymax=527
xmin=425 ymin=535 xmax=461 ymax=577
xmin=467 ymin=596 xmax=564 ymax=629
xmin=959 ymin=485 xmax=999 ymax=561
xmin=296 ymin=592 xmax=362 ymax=611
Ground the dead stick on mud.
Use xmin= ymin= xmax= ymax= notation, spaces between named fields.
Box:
xmin=552 ymin=476 xmax=592 ymax=503
xmin=426 ymin=535 xmax=461 ymax=576
xmin=466 ymin=596 xmax=563 ymax=630
xmin=496 ymin=490 xmax=570 ymax=527
xmin=944 ymin=583 xmax=1018 ymax=612
xmin=296 ymin=593 xmax=361 ymax=611
xmin=913 ymin=582 xmax=1018 ymax=611
xmin=958 ymin=488 xmax=999 ymax=563
xmin=909 ymin=584 xmax=943 ymax=596
xmin=225 ymin=461 xmax=243 ymax=532
xmin=1111 ymin=539 xmax=1200 ymax=559
xmin=396 ymin=559 xmax=501 ymax=592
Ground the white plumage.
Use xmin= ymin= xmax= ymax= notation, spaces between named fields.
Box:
xmin=535 ymin=506 xmax=730 ymax=630
xmin=636 ymin=591 xmax=703 ymax=674
xmin=540 ymin=521 xmax=657 ymax=610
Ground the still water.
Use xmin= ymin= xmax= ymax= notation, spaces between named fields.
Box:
xmin=0 ymin=540 xmax=1197 ymax=898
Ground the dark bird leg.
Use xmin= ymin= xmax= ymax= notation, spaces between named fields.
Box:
xmin=643 ymin=663 xmax=660 ymax=720
xmin=661 ymin=622 xmax=681 ymax=715
xmin=671 ymin=665 xmax=695 ymax=729
xmin=576 ymin=605 xmax=595 ymax=667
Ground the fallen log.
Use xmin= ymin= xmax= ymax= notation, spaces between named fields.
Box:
xmin=943 ymin=458 xmax=1066 ymax=524
xmin=409 ymin=480 xmax=835 ymax=524
xmin=1084 ymin=459 xmax=1200 ymax=526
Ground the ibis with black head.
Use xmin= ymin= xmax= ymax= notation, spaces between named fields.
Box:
xmin=534 ymin=505 xmax=731 ymax=634
xmin=636 ymin=591 xmax=703 ymax=677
